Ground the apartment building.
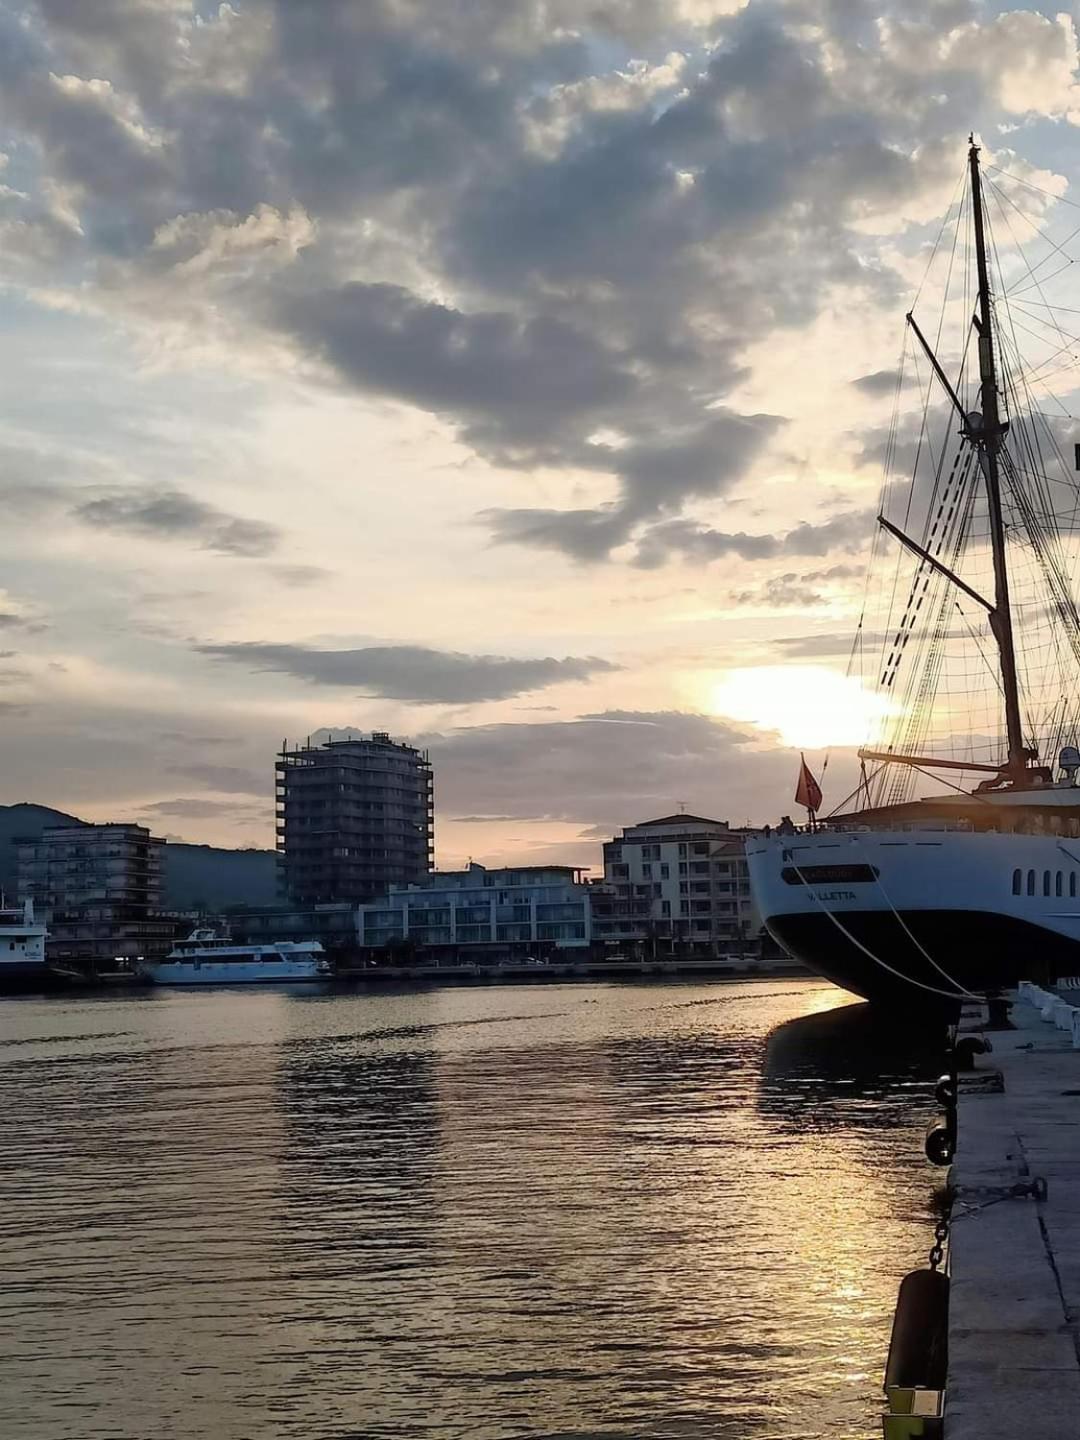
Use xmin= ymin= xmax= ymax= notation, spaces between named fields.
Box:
xmin=276 ymin=733 xmax=434 ymax=905
xmin=357 ymin=862 xmax=591 ymax=959
xmin=16 ymin=822 xmax=179 ymax=965
xmin=591 ymin=814 xmax=763 ymax=954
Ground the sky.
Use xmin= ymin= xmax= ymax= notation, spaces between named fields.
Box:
xmin=3 ymin=0 xmax=1080 ymax=870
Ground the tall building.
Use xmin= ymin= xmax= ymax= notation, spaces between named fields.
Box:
xmin=16 ymin=822 xmax=178 ymax=966
xmin=590 ymin=814 xmax=762 ymax=954
xmin=357 ymin=862 xmax=591 ymax=958
xmin=276 ymin=733 xmax=434 ymax=905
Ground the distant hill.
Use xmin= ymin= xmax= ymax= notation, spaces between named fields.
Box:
xmin=0 ymin=803 xmax=278 ymax=912
xmin=162 ymin=843 xmax=279 ymax=912
xmin=0 ymin=803 xmax=87 ymax=898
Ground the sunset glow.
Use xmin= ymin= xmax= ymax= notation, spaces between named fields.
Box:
xmin=710 ymin=667 xmax=896 ymax=751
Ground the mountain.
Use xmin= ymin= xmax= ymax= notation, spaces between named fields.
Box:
xmin=162 ymin=843 xmax=279 ymax=912
xmin=0 ymin=803 xmax=278 ymax=912
xmin=0 ymin=803 xmax=87 ymax=899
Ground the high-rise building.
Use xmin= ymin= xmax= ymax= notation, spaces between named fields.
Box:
xmin=276 ymin=733 xmax=434 ymax=905
xmin=16 ymin=822 xmax=179 ymax=966
xmin=590 ymin=814 xmax=763 ymax=954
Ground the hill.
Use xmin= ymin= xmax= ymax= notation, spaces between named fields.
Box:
xmin=0 ymin=803 xmax=87 ymax=898
xmin=162 ymin=843 xmax=279 ymax=911
xmin=0 ymin=803 xmax=278 ymax=912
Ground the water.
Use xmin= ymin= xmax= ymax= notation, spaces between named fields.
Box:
xmin=0 ymin=979 xmax=942 ymax=1440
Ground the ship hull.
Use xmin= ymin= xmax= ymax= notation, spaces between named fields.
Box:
xmin=746 ymin=828 xmax=1080 ymax=1011
xmin=143 ymin=961 xmax=328 ymax=985
xmin=0 ymin=962 xmax=74 ymax=996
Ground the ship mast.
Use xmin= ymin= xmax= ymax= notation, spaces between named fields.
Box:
xmin=968 ymin=136 xmax=1027 ymax=779
xmin=862 ymin=138 xmax=1032 ymax=789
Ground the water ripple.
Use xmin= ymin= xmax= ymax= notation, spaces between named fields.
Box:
xmin=0 ymin=980 xmax=940 ymax=1439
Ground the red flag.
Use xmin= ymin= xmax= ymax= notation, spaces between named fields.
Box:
xmin=795 ymin=754 xmax=823 ymax=814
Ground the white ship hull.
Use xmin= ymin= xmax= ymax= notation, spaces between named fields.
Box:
xmin=142 ymin=930 xmax=331 ymax=986
xmin=143 ymin=957 xmax=328 ymax=985
xmin=0 ymin=902 xmax=51 ymax=994
xmin=746 ymin=828 xmax=1080 ymax=1008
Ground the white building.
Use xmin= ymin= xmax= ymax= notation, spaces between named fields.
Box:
xmin=591 ymin=814 xmax=763 ymax=954
xmin=357 ymin=862 xmax=592 ymax=956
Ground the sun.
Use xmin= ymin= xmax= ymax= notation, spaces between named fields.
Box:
xmin=709 ymin=665 xmax=897 ymax=750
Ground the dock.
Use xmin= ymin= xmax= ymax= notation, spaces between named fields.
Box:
xmin=333 ymin=955 xmax=808 ymax=984
xmin=946 ymin=988 xmax=1080 ymax=1436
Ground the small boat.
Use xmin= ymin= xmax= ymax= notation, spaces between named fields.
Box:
xmin=141 ymin=928 xmax=332 ymax=985
xmin=0 ymin=898 xmax=50 ymax=994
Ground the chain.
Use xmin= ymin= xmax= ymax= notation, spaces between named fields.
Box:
xmin=928 ymin=1216 xmax=949 ymax=1271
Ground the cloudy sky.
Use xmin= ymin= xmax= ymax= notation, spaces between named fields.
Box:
xmin=3 ymin=0 xmax=1080 ymax=869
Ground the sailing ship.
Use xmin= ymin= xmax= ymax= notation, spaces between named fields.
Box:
xmin=747 ymin=138 xmax=1080 ymax=1010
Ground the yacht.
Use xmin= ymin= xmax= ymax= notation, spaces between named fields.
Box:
xmin=142 ymin=929 xmax=332 ymax=985
xmin=0 ymin=899 xmax=49 ymax=993
xmin=748 ymin=138 xmax=1080 ymax=1010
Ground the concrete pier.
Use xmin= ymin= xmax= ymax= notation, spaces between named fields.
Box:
xmin=946 ymin=994 xmax=1080 ymax=1436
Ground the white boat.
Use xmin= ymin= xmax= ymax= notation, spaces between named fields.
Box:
xmin=0 ymin=899 xmax=49 ymax=993
xmin=748 ymin=138 xmax=1080 ymax=1011
xmin=141 ymin=928 xmax=332 ymax=985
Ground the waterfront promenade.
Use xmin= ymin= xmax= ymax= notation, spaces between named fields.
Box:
xmin=948 ymin=995 xmax=1080 ymax=1436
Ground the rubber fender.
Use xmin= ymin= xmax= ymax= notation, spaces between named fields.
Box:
xmin=934 ymin=1073 xmax=957 ymax=1108
xmin=884 ymin=1268 xmax=950 ymax=1393
xmin=925 ymin=1115 xmax=955 ymax=1166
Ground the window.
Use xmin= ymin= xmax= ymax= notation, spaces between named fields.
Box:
xmin=660 ymin=863 xmax=669 ymax=879
xmin=1073 ymin=873 xmax=1077 ymax=899
xmin=1057 ymin=872 xmax=1064 ymax=898
xmin=1044 ymin=870 xmax=1052 ymax=898
xmin=1027 ymin=869 xmax=1036 ymax=896
xmin=1012 ymin=868 xmax=1022 ymax=895
xmin=642 ymin=863 xmax=652 ymax=878
xmin=661 ymin=900 xmax=671 ymax=916
xmin=678 ymin=844 xmax=687 ymax=859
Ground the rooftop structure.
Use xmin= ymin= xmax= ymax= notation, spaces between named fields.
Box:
xmin=276 ymin=733 xmax=434 ymax=905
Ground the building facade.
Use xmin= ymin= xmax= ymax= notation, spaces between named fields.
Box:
xmin=357 ymin=862 xmax=591 ymax=959
xmin=16 ymin=823 xmax=179 ymax=966
xmin=591 ymin=814 xmax=762 ymax=954
xmin=276 ymin=733 xmax=434 ymax=905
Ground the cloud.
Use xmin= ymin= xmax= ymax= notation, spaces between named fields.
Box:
xmin=280 ymin=280 xmax=637 ymax=450
xmin=267 ymin=564 xmax=333 ymax=588
xmin=198 ymin=641 xmax=620 ymax=702
xmin=852 ymin=369 xmax=907 ymax=397
xmin=139 ymin=796 xmax=264 ymax=820
xmin=731 ymin=561 xmax=864 ymax=608
xmin=410 ymin=708 xmax=857 ymax=837
xmin=3 ymin=0 xmax=1031 ymax=571
xmin=74 ymin=489 xmax=280 ymax=556
xmin=772 ymin=630 xmax=888 ymax=660
xmin=630 ymin=509 xmax=875 ymax=568
xmin=167 ymin=763 xmax=267 ymax=795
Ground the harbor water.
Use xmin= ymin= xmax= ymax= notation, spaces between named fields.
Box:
xmin=0 ymin=979 xmax=939 ymax=1439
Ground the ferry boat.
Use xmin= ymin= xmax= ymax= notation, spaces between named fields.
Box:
xmin=141 ymin=929 xmax=332 ymax=985
xmin=0 ymin=899 xmax=49 ymax=993
xmin=748 ymin=138 xmax=1080 ymax=1010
